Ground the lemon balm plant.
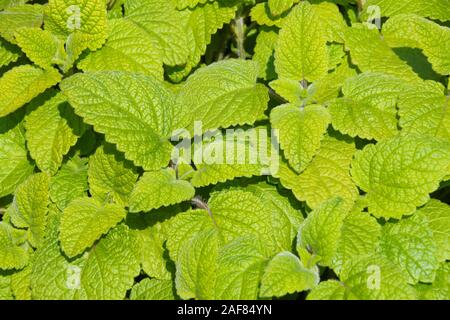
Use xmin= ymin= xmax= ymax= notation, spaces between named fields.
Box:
xmin=0 ymin=0 xmax=449 ymax=300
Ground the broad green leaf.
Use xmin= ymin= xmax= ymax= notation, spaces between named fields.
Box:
xmin=0 ymin=120 xmax=34 ymax=198
xmin=380 ymin=213 xmax=439 ymax=284
xmin=88 ymin=143 xmax=138 ymax=207
xmin=415 ymin=262 xmax=450 ymax=300
xmin=276 ymin=135 xmax=358 ymax=211
xmin=60 ymin=71 xmax=179 ymax=171
xmin=0 ymin=222 xmax=28 ymax=270
xmin=274 ymin=2 xmax=329 ymax=82
xmin=32 ymin=219 xmax=140 ymax=300
xmin=307 ymin=280 xmax=346 ymax=300
xmin=178 ymin=59 xmax=269 ymax=132
xmin=383 ymin=14 xmax=450 ymax=75
xmin=416 ymin=200 xmax=450 ymax=261
xmin=189 ymin=127 xmax=277 ymax=187
xmin=44 ymin=0 xmax=107 ymax=60
xmin=0 ymin=271 xmax=13 ymax=300
xmin=59 ymin=197 xmax=127 ymax=258
xmin=0 ymin=65 xmax=61 ymax=118
xmin=175 ymin=0 xmax=213 ymax=10
xmin=398 ymin=81 xmax=450 ymax=140
xmin=268 ymin=0 xmax=296 ymax=17
xmin=298 ymin=197 xmax=348 ymax=266
xmin=340 ymin=255 xmax=417 ymax=300
xmin=253 ymin=27 xmax=278 ymax=80
xmin=49 ymin=155 xmax=88 ymax=210
xmin=10 ymin=173 xmax=50 ymax=248
xmin=344 ymin=27 xmax=420 ymax=82
xmin=14 ymin=27 xmax=67 ymax=69
xmin=328 ymin=98 xmax=398 ymax=141
xmin=167 ymin=1 xmax=236 ymax=81
xmin=250 ymin=3 xmax=287 ymax=27
xmin=130 ymin=279 xmax=175 ymax=300
xmin=10 ymin=265 xmax=31 ymax=300
xmin=260 ymin=252 xmax=319 ymax=298
xmin=351 ymin=135 xmax=450 ymax=219
xmin=0 ymin=38 xmax=20 ymax=68
xmin=129 ymin=168 xmax=195 ymax=213
xmin=124 ymin=0 xmax=189 ymax=66
xmin=0 ymin=4 xmax=43 ymax=43
xmin=78 ymin=18 xmax=164 ymax=80
xmin=175 ymin=229 xmax=219 ymax=300
xmin=215 ymin=237 xmax=269 ymax=300
xmin=0 ymin=0 xmax=29 ymax=11
xmin=313 ymin=2 xmax=347 ymax=42
xmin=270 ymin=104 xmax=330 ymax=173
xmin=25 ymin=91 xmax=84 ymax=175
xmin=331 ymin=211 xmax=381 ymax=274
xmin=363 ymin=0 xmax=450 ymax=22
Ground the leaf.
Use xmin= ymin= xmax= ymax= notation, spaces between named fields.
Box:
xmin=363 ymin=0 xmax=450 ymax=22
xmin=0 ymin=38 xmax=20 ymax=68
xmin=331 ymin=211 xmax=381 ymax=275
xmin=307 ymin=280 xmax=346 ymax=300
xmin=298 ymin=198 xmax=348 ymax=267
xmin=10 ymin=173 xmax=50 ymax=248
xmin=351 ymin=135 xmax=450 ymax=219
xmin=78 ymin=18 xmax=164 ymax=79
xmin=415 ymin=262 xmax=450 ymax=300
xmin=59 ymin=197 xmax=127 ymax=258
xmin=0 ymin=4 xmax=43 ymax=43
xmin=380 ymin=213 xmax=439 ymax=284
xmin=416 ymin=199 xmax=450 ymax=261
xmin=10 ymin=265 xmax=31 ymax=300
xmin=0 ymin=222 xmax=28 ymax=270
xmin=60 ymin=71 xmax=179 ymax=171
xmin=270 ymin=104 xmax=330 ymax=173
xmin=175 ymin=229 xmax=219 ymax=300
xmin=383 ymin=14 xmax=450 ymax=75
xmin=44 ymin=0 xmax=107 ymax=60
xmin=250 ymin=3 xmax=287 ymax=27
xmin=88 ymin=143 xmax=138 ymax=207
xmin=14 ymin=27 xmax=66 ymax=69
xmin=328 ymin=97 xmax=398 ymax=141
xmin=344 ymin=27 xmax=421 ymax=82
xmin=268 ymin=0 xmax=296 ymax=17
xmin=175 ymin=0 xmax=212 ymax=10
xmin=260 ymin=252 xmax=319 ymax=298
xmin=178 ymin=59 xmax=269 ymax=132
xmin=0 ymin=65 xmax=61 ymax=118
xmin=276 ymin=135 xmax=358 ymax=211
xmin=130 ymin=279 xmax=175 ymax=300
xmin=0 ymin=120 xmax=34 ymax=198
xmin=274 ymin=2 xmax=329 ymax=82
xmin=25 ymin=91 xmax=84 ymax=175
xmin=215 ymin=237 xmax=269 ymax=300
xmin=124 ymin=0 xmax=189 ymax=66
xmin=49 ymin=155 xmax=88 ymax=210
xmin=253 ymin=27 xmax=278 ymax=80
xmin=129 ymin=169 xmax=195 ymax=213
xmin=167 ymin=1 xmax=236 ymax=81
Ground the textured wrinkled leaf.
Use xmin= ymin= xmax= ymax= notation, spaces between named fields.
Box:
xmin=363 ymin=0 xmax=450 ymax=21
xmin=88 ymin=143 xmax=138 ymax=207
xmin=10 ymin=173 xmax=50 ymax=248
xmin=0 ymin=4 xmax=43 ymax=43
xmin=351 ymin=135 xmax=450 ymax=219
xmin=270 ymin=104 xmax=330 ymax=173
xmin=253 ymin=28 xmax=278 ymax=80
xmin=60 ymin=71 xmax=178 ymax=171
xmin=276 ymin=135 xmax=358 ymax=211
xmin=0 ymin=65 xmax=61 ymax=118
xmin=178 ymin=59 xmax=269 ymax=132
xmin=383 ymin=14 xmax=450 ymax=75
xmin=275 ymin=2 xmax=328 ymax=82
xmin=78 ymin=19 xmax=164 ymax=79
xmin=49 ymin=155 xmax=88 ymax=210
xmin=307 ymin=280 xmax=346 ymax=300
xmin=175 ymin=229 xmax=219 ymax=300
xmin=0 ymin=222 xmax=28 ymax=270
xmin=129 ymin=169 xmax=194 ymax=213
xmin=59 ymin=197 xmax=127 ymax=258
xmin=124 ymin=0 xmax=189 ymax=66
xmin=260 ymin=251 xmax=319 ymax=298
xmin=25 ymin=92 xmax=84 ymax=175
xmin=0 ymin=38 xmax=20 ymax=68
xmin=130 ymin=279 xmax=175 ymax=300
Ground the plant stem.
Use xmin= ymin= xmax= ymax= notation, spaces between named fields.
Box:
xmin=234 ymin=11 xmax=246 ymax=59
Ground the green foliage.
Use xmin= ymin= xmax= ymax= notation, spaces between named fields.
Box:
xmin=0 ymin=0 xmax=449 ymax=301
